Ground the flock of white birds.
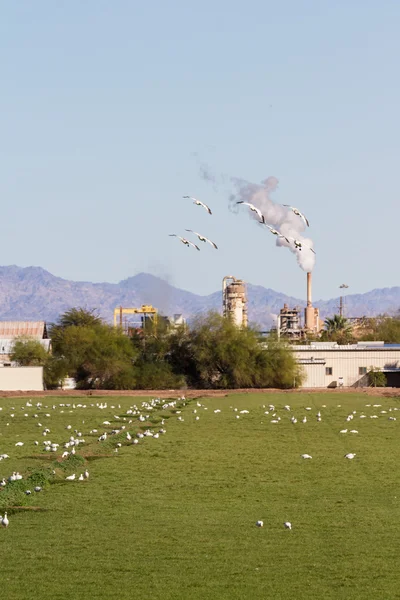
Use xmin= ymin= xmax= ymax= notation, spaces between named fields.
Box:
xmin=0 ymin=395 xmax=186 ymax=529
xmin=0 ymin=394 xmax=398 ymax=531
xmin=191 ymin=397 xmax=398 ymax=530
xmin=169 ymin=196 xmax=314 ymax=255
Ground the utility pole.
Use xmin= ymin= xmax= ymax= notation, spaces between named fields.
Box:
xmin=339 ymin=284 xmax=349 ymax=317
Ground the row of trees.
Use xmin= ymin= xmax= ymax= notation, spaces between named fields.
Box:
xmin=322 ymin=314 xmax=400 ymax=344
xmin=11 ymin=309 xmax=304 ymax=390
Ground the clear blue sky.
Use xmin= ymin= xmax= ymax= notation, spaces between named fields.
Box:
xmin=1 ymin=1 xmax=399 ymax=303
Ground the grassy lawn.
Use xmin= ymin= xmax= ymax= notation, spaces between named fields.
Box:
xmin=1 ymin=392 xmax=400 ymax=599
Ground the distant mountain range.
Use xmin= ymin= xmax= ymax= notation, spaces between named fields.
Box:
xmin=0 ymin=265 xmax=398 ymax=329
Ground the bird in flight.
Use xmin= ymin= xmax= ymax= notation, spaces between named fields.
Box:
xmin=236 ymin=201 xmax=265 ymax=223
xmin=169 ymin=234 xmax=200 ymax=251
xmin=183 ymin=196 xmax=212 ymax=215
xmin=264 ymin=224 xmax=290 ymax=243
xmin=286 ymin=237 xmax=316 ymax=254
xmin=185 ymin=230 xmax=218 ymax=249
xmin=283 ymin=205 xmax=310 ymax=227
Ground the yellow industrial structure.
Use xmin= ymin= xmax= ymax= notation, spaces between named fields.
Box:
xmin=113 ymin=305 xmax=158 ymax=330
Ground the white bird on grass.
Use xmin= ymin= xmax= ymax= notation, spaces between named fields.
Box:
xmin=1 ymin=512 xmax=9 ymax=528
xmin=15 ymin=442 xmax=24 ymax=447
xmin=65 ymin=474 xmax=76 ymax=481
xmin=284 ymin=522 xmax=292 ymax=530
xmin=301 ymin=454 xmax=312 ymax=459
xmin=169 ymin=234 xmax=200 ymax=251
xmin=236 ymin=201 xmax=265 ymax=223
xmin=84 ymin=470 xmax=89 ymax=479
xmin=340 ymin=429 xmax=348 ymax=434
xmin=185 ymin=230 xmax=218 ymax=249
xmin=256 ymin=520 xmax=264 ymax=527
xmin=183 ymin=196 xmax=212 ymax=214
xmin=345 ymin=453 xmax=356 ymax=460
xmin=283 ymin=205 xmax=310 ymax=227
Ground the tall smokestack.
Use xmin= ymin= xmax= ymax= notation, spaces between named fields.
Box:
xmin=305 ymin=272 xmax=314 ymax=331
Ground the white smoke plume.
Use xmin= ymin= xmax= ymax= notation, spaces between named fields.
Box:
xmin=231 ymin=176 xmax=316 ymax=272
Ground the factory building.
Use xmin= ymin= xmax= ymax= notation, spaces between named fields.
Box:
xmin=293 ymin=341 xmax=400 ymax=388
xmin=222 ymin=276 xmax=248 ymax=327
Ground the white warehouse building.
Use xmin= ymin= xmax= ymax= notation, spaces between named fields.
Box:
xmin=293 ymin=342 xmax=400 ymax=388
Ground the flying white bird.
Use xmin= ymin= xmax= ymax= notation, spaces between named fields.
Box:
xmin=169 ymin=234 xmax=200 ymax=251
xmin=183 ymin=196 xmax=212 ymax=214
xmin=264 ymin=224 xmax=290 ymax=243
xmin=283 ymin=205 xmax=310 ymax=227
xmin=284 ymin=522 xmax=292 ymax=530
xmin=286 ymin=237 xmax=316 ymax=254
xmin=236 ymin=201 xmax=265 ymax=223
xmin=256 ymin=520 xmax=264 ymax=527
xmin=185 ymin=230 xmax=218 ymax=249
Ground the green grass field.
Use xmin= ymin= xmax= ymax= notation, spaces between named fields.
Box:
xmin=1 ymin=392 xmax=400 ymax=600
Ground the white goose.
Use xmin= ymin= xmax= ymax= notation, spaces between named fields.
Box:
xmin=283 ymin=205 xmax=310 ymax=227
xmin=169 ymin=234 xmax=200 ymax=251
xmin=236 ymin=201 xmax=265 ymax=223
xmin=286 ymin=236 xmax=316 ymax=254
xmin=185 ymin=230 xmax=218 ymax=249
xmin=265 ymin=224 xmax=290 ymax=243
xmin=183 ymin=196 xmax=212 ymax=214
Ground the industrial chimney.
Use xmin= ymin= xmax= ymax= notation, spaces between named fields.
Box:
xmin=304 ymin=272 xmax=320 ymax=333
xmin=222 ymin=276 xmax=248 ymax=327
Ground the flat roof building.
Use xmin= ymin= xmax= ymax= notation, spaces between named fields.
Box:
xmin=293 ymin=342 xmax=400 ymax=388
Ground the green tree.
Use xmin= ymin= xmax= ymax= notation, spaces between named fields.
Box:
xmin=322 ymin=315 xmax=354 ymax=344
xmin=10 ymin=336 xmax=68 ymax=389
xmin=358 ymin=316 xmax=400 ymax=343
xmin=131 ymin=318 xmax=185 ymax=389
xmin=167 ymin=312 xmax=303 ymax=389
xmin=10 ymin=337 xmax=49 ymax=366
xmin=50 ymin=310 xmax=137 ymax=389
xmin=368 ymin=367 xmax=387 ymax=387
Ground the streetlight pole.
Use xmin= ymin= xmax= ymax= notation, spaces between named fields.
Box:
xmin=339 ymin=284 xmax=349 ymax=317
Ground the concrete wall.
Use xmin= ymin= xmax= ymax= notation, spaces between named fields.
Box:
xmin=294 ymin=349 xmax=400 ymax=388
xmin=0 ymin=366 xmax=44 ymax=391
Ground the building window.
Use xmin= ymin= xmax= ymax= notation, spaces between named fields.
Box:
xmin=359 ymin=367 xmax=367 ymax=375
xmin=325 ymin=367 xmax=333 ymax=375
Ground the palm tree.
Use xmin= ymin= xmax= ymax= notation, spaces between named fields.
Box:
xmin=324 ymin=315 xmax=352 ymax=336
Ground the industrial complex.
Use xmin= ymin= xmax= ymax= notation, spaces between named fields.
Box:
xmin=0 ymin=272 xmax=398 ymax=390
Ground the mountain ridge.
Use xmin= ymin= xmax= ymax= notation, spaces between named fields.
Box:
xmin=0 ymin=265 xmax=398 ymax=328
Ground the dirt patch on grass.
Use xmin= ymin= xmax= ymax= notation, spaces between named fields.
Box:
xmin=0 ymin=387 xmax=398 ymax=398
